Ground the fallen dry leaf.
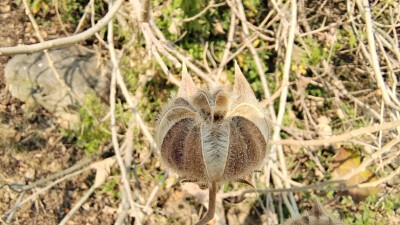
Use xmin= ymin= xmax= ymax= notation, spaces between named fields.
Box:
xmin=331 ymin=147 xmax=380 ymax=202
xmin=90 ymin=157 xmax=116 ymax=188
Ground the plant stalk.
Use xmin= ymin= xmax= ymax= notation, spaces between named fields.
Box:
xmin=195 ymin=182 xmax=218 ymax=225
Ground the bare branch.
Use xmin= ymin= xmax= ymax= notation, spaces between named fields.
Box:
xmin=182 ymin=1 xmax=226 ymax=23
xmin=58 ymin=185 xmax=97 ymax=225
xmin=107 ymin=2 xmax=143 ymax=222
xmin=273 ymin=120 xmax=400 ymax=146
xmin=356 ymin=0 xmax=400 ymax=111
xmin=0 ymin=0 xmax=124 ymax=56
xmin=2 ymin=168 xmax=90 ymax=218
xmin=215 ymin=2 xmax=236 ymax=81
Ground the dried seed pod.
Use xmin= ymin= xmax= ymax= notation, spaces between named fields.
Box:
xmin=155 ymin=63 xmax=271 ymax=225
xmin=281 ymin=200 xmax=345 ymax=225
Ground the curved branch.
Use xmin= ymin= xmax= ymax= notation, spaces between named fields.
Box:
xmin=0 ymin=0 xmax=124 ymax=56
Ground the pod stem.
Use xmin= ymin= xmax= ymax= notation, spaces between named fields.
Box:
xmin=195 ymin=182 xmax=218 ymax=225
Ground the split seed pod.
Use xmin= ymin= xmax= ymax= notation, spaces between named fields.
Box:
xmin=155 ymin=63 xmax=271 ymax=225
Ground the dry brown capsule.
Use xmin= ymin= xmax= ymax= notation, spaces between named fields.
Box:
xmin=281 ymin=200 xmax=345 ymax=225
xmin=156 ymin=63 xmax=270 ymax=225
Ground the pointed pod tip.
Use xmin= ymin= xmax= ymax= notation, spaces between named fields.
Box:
xmin=310 ymin=199 xmax=326 ymax=216
xmin=234 ymin=61 xmax=246 ymax=82
xmin=177 ymin=61 xmax=198 ymax=98
xmin=232 ymin=60 xmax=258 ymax=102
xmin=234 ymin=60 xmax=241 ymax=75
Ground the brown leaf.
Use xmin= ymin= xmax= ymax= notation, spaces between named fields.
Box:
xmin=331 ymin=148 xmax=380 ymax=201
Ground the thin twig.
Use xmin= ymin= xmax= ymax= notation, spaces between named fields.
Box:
xmin=0 ymin=0 xmax=125 ymax=56
xmin=2 ymin=168 xmax=90 ymax=218
xmin=107 ymin=1 xmax=142 ymax=223
xmin=91 ymin=0 xmax=109 ymax=48
xmin=269 ymin=0 xmax=299 ymax=216
xmin=273 ymin=120 xmax=400 ymax=146
xmin=58 ymin=184 xmax=97 ymax=225
xmin=215 ymin=2 xmax=236 ymax=82
xmin=8 ymin=143 xmax=112 ymax=192
xmin=115 ymin=120 xmax=136 ymax=225
xmin=54 ymin=0 xmax=70 ymax=36
xmin=183 ymin=1 xmax=226 ymax=22
xmin=143 ymin=171 xmax=169 ymax=214
xmin=74 ymin=0 xmax=91 ymax=34
xmin=356 ymin=0 xmax=400 ymax=111
xmin=5 ymin=191 xmax=25 ymax=223
xmin=234 ymin=0 xmax=270 ymax=99
xmin=152 ymin=46 xmax=180 ymax=86
xmin=339 ymin=138 xmax=400 ymax=181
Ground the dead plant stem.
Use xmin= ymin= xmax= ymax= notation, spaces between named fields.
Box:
xmin=273 ymin=120 xmax=400 ymax=146
xmin=107 ymin=2 xmax=142 ymax=222
xmin=0 ymin=0 xmax=125 ymax=55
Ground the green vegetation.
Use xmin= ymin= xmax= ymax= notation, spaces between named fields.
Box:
xmin=100 ymin=178 xmax=121 ymax=201
xmin=342 ymin=194 xmax=400 ymax=225
xmin=20 ymin=0 xmax=106 ymax=28
xmin=61 ymin=92 xmax=110 ymax=155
